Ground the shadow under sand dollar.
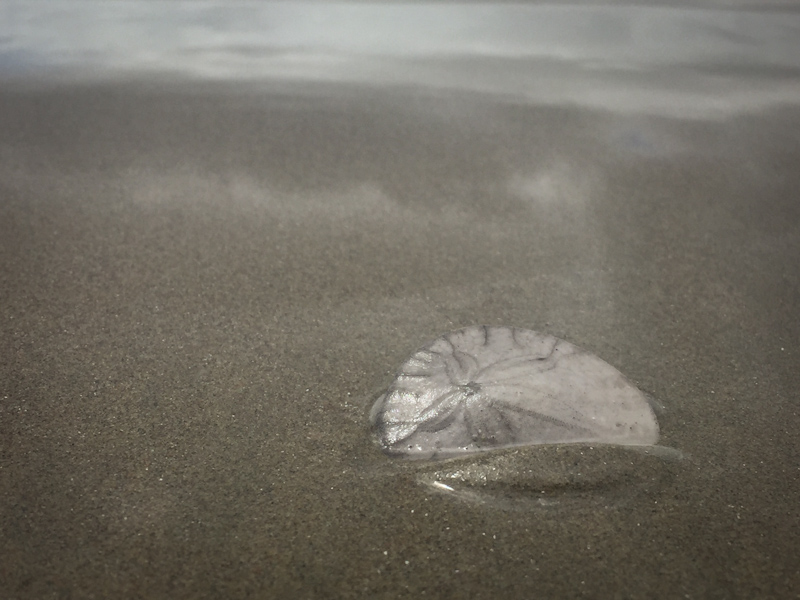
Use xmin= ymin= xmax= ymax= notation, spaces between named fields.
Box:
xmin=415 ymin=444 xmax=684 ymax=511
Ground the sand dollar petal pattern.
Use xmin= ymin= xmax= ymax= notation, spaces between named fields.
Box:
xmin=370 ymin=326 xmax=659 ymax=459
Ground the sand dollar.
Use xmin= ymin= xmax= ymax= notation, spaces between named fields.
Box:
xmin=371 ymin=326 xmax=659 ymax=459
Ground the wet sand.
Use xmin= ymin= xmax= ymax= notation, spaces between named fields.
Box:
xmin=1 ymin=80 xmax=799 ymax=598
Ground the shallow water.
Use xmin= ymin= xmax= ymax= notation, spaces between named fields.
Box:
xmin=1 ymin=3 xmax=800 ymax=598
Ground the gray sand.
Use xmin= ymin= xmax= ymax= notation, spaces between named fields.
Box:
xmin=1 ymin=80 xmax=799 ymax=598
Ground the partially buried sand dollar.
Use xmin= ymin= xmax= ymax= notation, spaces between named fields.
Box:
xmin=370 ymin=326 xmax=659 ymax=459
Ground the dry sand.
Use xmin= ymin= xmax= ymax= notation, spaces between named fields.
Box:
xmin=1 ymin=80 xmax=799 ymax=598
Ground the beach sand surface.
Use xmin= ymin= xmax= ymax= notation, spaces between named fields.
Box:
xmin=1 ymin=77 xmax=799 ymax=598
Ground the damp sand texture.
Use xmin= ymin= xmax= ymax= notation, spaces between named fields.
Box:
xmin=3 ymin=44 xmax=800 ymax=600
